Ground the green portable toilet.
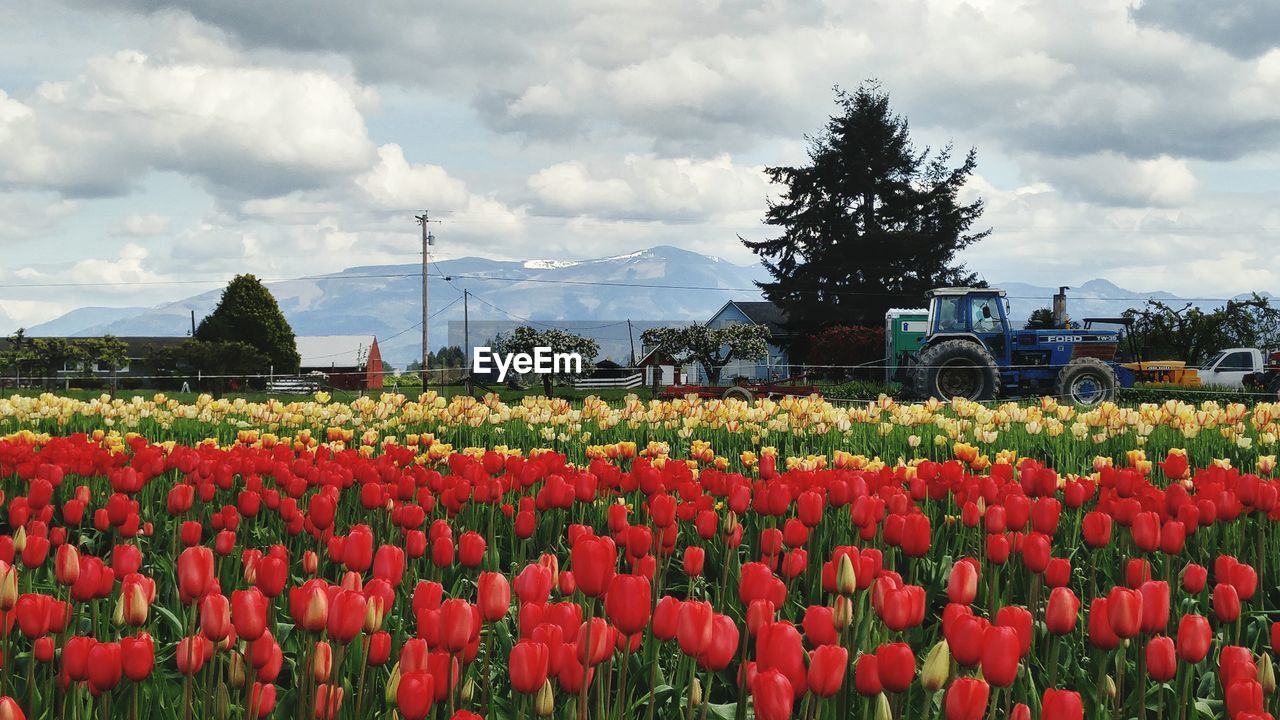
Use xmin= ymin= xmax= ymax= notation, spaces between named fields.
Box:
xmin=884 ymin=308 xmax=929 ymax=385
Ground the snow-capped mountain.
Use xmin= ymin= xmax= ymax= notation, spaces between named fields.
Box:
xmin=22 ymin=246 xmax=1272 ymax=366
xmin=25 ymin=246 xmax=770 ymax=365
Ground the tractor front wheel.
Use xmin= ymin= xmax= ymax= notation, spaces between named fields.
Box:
xmin=912 ymin=340 xmax=1001 ymax=402
xmin=1054 ymin=357 xmax=1117 ymax=406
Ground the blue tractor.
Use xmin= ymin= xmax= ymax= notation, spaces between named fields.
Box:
xmin=908 ymin=287 xmax=1136 ymax=405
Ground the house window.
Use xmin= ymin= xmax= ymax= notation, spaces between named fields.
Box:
xmin=96 ymin=361 xmax=130 ymax=373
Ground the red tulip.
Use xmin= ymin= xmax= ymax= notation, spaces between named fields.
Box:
xmin=1176 ymin=615 xmax=1212 ymax=663
xmin=1214 ymin=583 xmax=1241 ymax=623
xmin=1082 ymin=512 xmax=1112 ymax=548
xmin=604 ymin=574 xmax=651 ymax=636
xmin=314 ymin=684 xmax=344 ymax=720
xmin=439 ymin=599 xmax=475 ymax=653
xmin=808 ymin=645 xmax=848 ymax=698
xmin=327 ymin=590 xmax=367 ymax=644
xmin=14 ymin=593 xmax=51 ymax=638
xmin=509 ymin=640 xmax=550 ymax=694
xmin=750 ymin=668 xmax=794 ymax=720
xmin=676 ymin=601 xmax=714 ymax=656
xmin=1041 ymin=689 xmax=1083 ymax=720
xmin=996 ymin=605 xmax=1033 ymax=657
xmin=1139 ymin=581 xmax=1170 ymax=633
xmin=683 ymin=547 xmax=705 ymax=578
xmin=0 ymin=697 xmax=25 ymax=720
xmin=697 ymin=614 xmax=739 ymax=671
xmin=470 ymin=571 xmax=508 ymax=623
xmin=1107 ymin=587 xmax=1142 ymax=639
xmin=570 ymin=536 xmax=616 ymax=598
xmin=248 ymin=683 xmax=277 ymax=718
xmin=232 ymin=588 xmax=269 ymax=641
xmin=1226 ymin=679 xmax=1263 ymax=719
xmin=855 ymin=653 xmax=881 ymax=695
xmin=178 ymin=546 xmax=215 ymax=603
xmin=514 ymin=564 xmax=554 ymax=606
xmin=944 ymin=677 xmax=990 ymax=720
xmin=397 ymin=672 xmax=436 ymax=720
xmin=87 ymin=641 xmax=122 ymax=693
xmin=1182 ymin=563 xmax=1208 ymax=593
xmin=980 ymin=626 xmax=1020 ymax=687
xmin=1146 ymin=635 xmax=1176 ymax=681
xmin=653 ymin=596 xmax=680 ymax=641
xmin=756 ymin=622 xmax=807 ymax=695
xmin=121 ymin=633 xmax=155 ymax=682
xmin=200 ymin=593 xmax=232 ymax=642
xmin=1045 ymin=587 xmax=1080 ymax=635
xmin=947 ymin=560 xmax=979 ymax=605
xmin=876 ymin=642 xmax=916 ymax=693
xmin=55 ymin=544 xmax=80 ymax=585
xmin=255 ymin=555 xmax=288 ymax=598
xmin=458 ymin=532 xmax=486 ymax=568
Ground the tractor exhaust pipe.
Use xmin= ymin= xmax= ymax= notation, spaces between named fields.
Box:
xmin=1053 ymin=286 xmax=1070 ymax=329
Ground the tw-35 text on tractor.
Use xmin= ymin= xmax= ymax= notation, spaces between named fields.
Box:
xmin=906 ymin=287 xmax=1136 ymax=406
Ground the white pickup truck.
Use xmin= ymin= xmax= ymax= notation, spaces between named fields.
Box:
xmin=1200 ymin=348 xmax=1268 ymax=388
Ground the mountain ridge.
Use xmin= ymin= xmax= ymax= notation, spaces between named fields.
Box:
xmin=19 ymin=246 xmax=1273 ymax=365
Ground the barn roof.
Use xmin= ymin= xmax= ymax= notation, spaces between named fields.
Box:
xmin=297 ymin=335 xmax=378 ymax=368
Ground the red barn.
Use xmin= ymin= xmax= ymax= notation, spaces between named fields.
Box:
xmin=296 ymin=335 xmax=384 ymax=390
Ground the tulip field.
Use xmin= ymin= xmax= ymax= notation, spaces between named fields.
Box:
xmin=0 ymin=392 xmax=1278 ymax=720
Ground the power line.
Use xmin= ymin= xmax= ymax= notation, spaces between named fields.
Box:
xmin=0 ymin=269 xmax=1262 ymax=304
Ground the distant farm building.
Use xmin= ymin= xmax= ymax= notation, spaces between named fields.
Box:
xmin=297 ymin=335 xmax=383 ymax=390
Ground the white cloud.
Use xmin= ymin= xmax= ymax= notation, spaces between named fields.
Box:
xmin=0 ymin=42 xmax=377 ymax=198
xmin=527 ymin=154 xmax=775 ymax=221
xmin=119 ymin=213 xmax=170 ymax=236
xmin=1024 ymin=153 xmax=1200 ymax=207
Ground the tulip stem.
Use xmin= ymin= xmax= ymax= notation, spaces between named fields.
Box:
xmin=613 ymin=648 xmax=631 ymax=720
xmin=579 ymin=602 xmax=594 ymax=720
xmin=1047 ymin=639 xmax=1061 ymax=689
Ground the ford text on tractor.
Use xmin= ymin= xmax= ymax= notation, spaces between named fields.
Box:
xmin=907 ymin=288 xmax=1136 ymax=405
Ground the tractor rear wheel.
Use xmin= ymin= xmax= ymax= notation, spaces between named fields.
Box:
xmin=912 ymin=340 xmax=1000 ymax=401
xmin=1054 ymin=357 xmax=1117 ymax=406
xmin=722 ymin=386 xmax=754 ymax=402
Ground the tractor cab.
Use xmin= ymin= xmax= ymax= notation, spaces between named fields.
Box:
xmin=927 ymin=288 xmax=1013 ymax=365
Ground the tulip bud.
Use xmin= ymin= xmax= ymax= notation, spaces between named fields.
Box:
xmin=122 ymin=582 xmax=149 ymax=626
xmin=873 ymin=692 xmax=892 ymax=720
xmin=833 ymin=596 xmax=853 ymax=631
xmin=836 ymin=555 xmax=857 ymax=597
xmin=460 ymin=678 xmax=477 ymax=704
xmin=113 ymin=594 xmax=126 ymax=626
xmin=535 ymin=680 xmax=555 ymax=717
xmin=228 ymin=653 xmax=247 ymax=688
xmin=1262 ymin=654 xmax=1276 ymax=695
xmin=691 ymin=677 xmax=703 ymax=706
xmin=1104 ymin=675 xmax=1117 ymax=699
xmin=721 ymin=511 xmax=739 ymax=538
xmin=0 ymin=565 xmax=17 ymax=612
xmin=215 ymin=682 xmax=231 ymax=720
xmin=920 ymin=641 xmax=950 ymax=692
xmin=385 ymin=663 xmax=401 ymax=704
xmin=13 ymin=527 xmax=26 ymax=553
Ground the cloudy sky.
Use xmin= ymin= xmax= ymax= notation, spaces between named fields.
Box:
xmin=1 ymin=0 xmax=1278 ymax=329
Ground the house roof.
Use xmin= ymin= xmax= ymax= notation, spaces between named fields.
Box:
xmin=727 ymin=301 xmax=783 ymax=335
xmin=297 ymin=335 xmax=378 ymax=368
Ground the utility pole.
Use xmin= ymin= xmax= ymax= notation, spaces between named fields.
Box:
xmin=626 ymin=319 xmax=636 ymax=368
xmin=416 ymin=211 xmax=437 ymax=383
xmin=190 ymin=310 xmax=196 ymax=337
xmin=463 ymin=290 xmax=470 ymax=371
